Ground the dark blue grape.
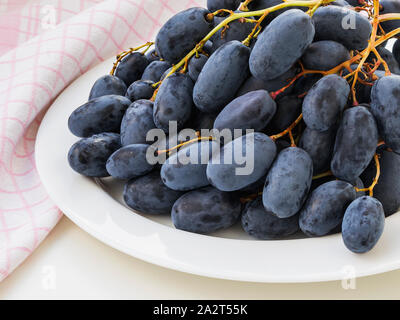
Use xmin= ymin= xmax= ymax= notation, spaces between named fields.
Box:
xmin=155 ymin=7 xmax=214 ymax=63
xmin=242 ymin=197 xmax=299 ymax=240
xmin=89 ymin=75 xmax=127 ymax=100
xmin=115 ymin=52 xmax=149 ymax=86
xmin=68 ymin=133 xmax=121 ymax=177
xmin=299 ymin=126 xmax=336 ymax=174
xmin=312 ymin=6 xmax=372 ymax=50
xmin=141 ymin=60 xmax=171 ymax=82
xmin=207 ymin=0 xmax=241 ymax=11
xmin=125 ymin=80 xmax=155 ymax=102
xmin=188 ymin=54 xmax=208 ymax=82
xmin=250 ymin=9 xmax=315 ymax=81
xmin=269 ymin=95 xmax=302 ymax=133
xmin=68 ymin=95 xmax=131 ymax=137
xmin=299 ymin=180 xmax=356 ymax=237
xmin=301 ymin=40 xmax=350 ymax=71
xmin=213 ymin=90 xmax=277 ymax=133
xmin=361 ymin=150 xmax=400 ymax=216
xmin=237 ymin=67 xmax=296 ymax=98
xmin=106 ymin=144 xmax=154 ymax=180
xmin=120 ymin=100 xmax=155 ymax=146
xmin=207 ymin=132 xmax=277 ymax=191
xmin=193 ymin=40 xmax=250 ymax=113
xmin=331 ymin=106 xmax=378 ymax=182
xmin=171 ymin=186 xmax=241 ymax=234
xmin=161 ymin=140 xmax=219 ymax=191
xmin=123 ymin=171 xmax=184 ymax=215
xmin=263 ymin=147 xmax=313 ymax=218
xmin=342 ymin=196 xmax=385 ymax=253
xmin=371 ymin=75 xmax=400 ymax=154
xmin=380 ymin=0 xmax=400 ymax=33
xmin=153 ymin=73 xmax=193 ymax=132
xmin=145 ymin=49 xmax=160 ymax=63
xmin=302 ymin=75 xmax=350 ymax=132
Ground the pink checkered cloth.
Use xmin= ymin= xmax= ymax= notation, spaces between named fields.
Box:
xmin=0 ymin=0 xmax=204 ymax=282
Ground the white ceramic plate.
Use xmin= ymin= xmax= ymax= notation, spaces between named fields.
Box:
xmin=36 ymin=57 xmax=400 ymax=283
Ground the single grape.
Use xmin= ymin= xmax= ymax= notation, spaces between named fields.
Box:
xmin=155 ymin=7 xmax=214 ymax=63
xmin=213 ymin=90 xmax=277 ymax=134
xmin=115 ymin=52 xmax=149 ymax=86
xmin=301 ymin=40 xmax=350 ymax=71
xmin=125 ymin=80 xmax=155 ymax=102
xmin=249 ymin=9 xmax=315 ymax=81
xmin=361 ymin=150 xmax=400 ymax=216
xmin=299 ymin=180 xmax=356 ymax=237
xmin=171 ymin=186 xmax=241 ymax=234
xmin=263 ymin=147 xmax=313 ymax=218
xmin=161 ymin=140 xmax=220 ymax=191
xmin=68 ymin=95 xmax=131 ymax=137
xmin=268 ymin=95 xmax=302 ymax=133
xmin=370 ymin=75 xmax=400 ymax=154
xmin=312 ymin=6 xmax=372 ymax=51
xmin=89 ymin=75 xmax=127 ymax=100
xmin=153 ymin=73 xmax=193 ymax=132
xmin=342 ymin=196 xmax=385 ymax=253
xmin=302 ymin=75 xmax=350 ymax=132
xmin=193 ymin=40 xmax=250 ymax=113
xmin=207 ymin=132 xmax=277 ymax=192
xmin=188 ymin=54 xmax=208 ymax=82
xmin=120 ymin=100 xmax=156 ymax=146
xmin=299 ymin=126 xmax=336 ymax=174
xmin=106 ymin=144 xmax=154 ymax=180
xmin=331 ymin=106 xmax=378 ymax=182
xmin=379 ymin=0 xmax=400 ymax=33
xmin=207 ymin=0 xmax=241 ymax=11
xmin=242 ymin=197 xmax=299 ymax=240
xmin=141 ymin=60 xmax=171 ymax=82
xmin=123 ymin=171 xmax=184 ymax=215
xmin=68 ymin=133 xmax=121 ymax=177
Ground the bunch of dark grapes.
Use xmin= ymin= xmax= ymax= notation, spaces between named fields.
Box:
xmin=67 ymin=0 xmax=400 ymax=254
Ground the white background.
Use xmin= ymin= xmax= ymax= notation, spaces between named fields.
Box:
xmin=0 ymin=217 xmax=399 ymax=299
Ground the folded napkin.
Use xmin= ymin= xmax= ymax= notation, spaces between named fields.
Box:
xmin=0 ymin=0 xmax=205 ymax=282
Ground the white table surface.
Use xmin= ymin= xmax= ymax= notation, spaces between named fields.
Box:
xmin=0 ymin=216 xmax=399 ymax=300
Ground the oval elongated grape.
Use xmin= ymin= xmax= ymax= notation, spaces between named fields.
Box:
xmin=68 ymin=133 xmax=121 ymax=177
xmin=193 ymin=40 xmax=250 ymax=113
xmin=120 ymin=100 xmax=156 ymax=146
xmin=213 ymin=90 xmax=276 ymax=133
xmin=153 ymin=73 xmax=193 ymax=132
xmin=125 ymin=80 xmax=155 ymax=101
xmin=155 ymin=7 xmax=214 ymax=63
xmin=207 ymin=0 xmax=241 ymax=11
xmin=361 ymin=150 xmax=400 ymax=216
xmin=242 ymin=198 xmax=299 ymax=240
xmin=161 ymin=141 xmax=219 ymax=191
xmin=89 ymin=75 xmax=127 ymax=100
xmin=269 ymin=95 xmax=302 ymax=133
xmin=263 ymin=147 xmax=313 ymax=218
xmin=106 ymin=144 xmax=154 ymax=180
xmin=380 ymin=0 xmax=400 ymax=33
xmin=371 ymin=75 xmax=400 ymax=154
xmin=207 ymin=133 xmax=277 ymax=192
xmin=188 ymin=54 xmax=208 ymax=82
xmin=302 ymin=75 xmax=350 ymax=132
xmin=312 ymin=6 xmax=372 ymax=50
xmin=342 ymin=196 xmax=385 ymax=253
xmin=123 ymin=171 xmax=184 ymax=215
xmin=301 ymin=40 xmax=350 ymax=71
xmin=299 ymin=180 xmax=356 ymax=237
xmin=171 ymin=186 xmax=241 ymax=234
xmin=68 ymin=95 xmax=131 ymax=137
xmin=299 ymin=127 xmax=336 ymax=174
xmin=331 ymin=107 xmax=378 ymax=182
xmin=115 ymin=52 xmax=149 ymax=86
xmin=141 ymin=60 xmax=171 ymax=82
xmin=249 ymin=9 xmax=315 ymax=81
